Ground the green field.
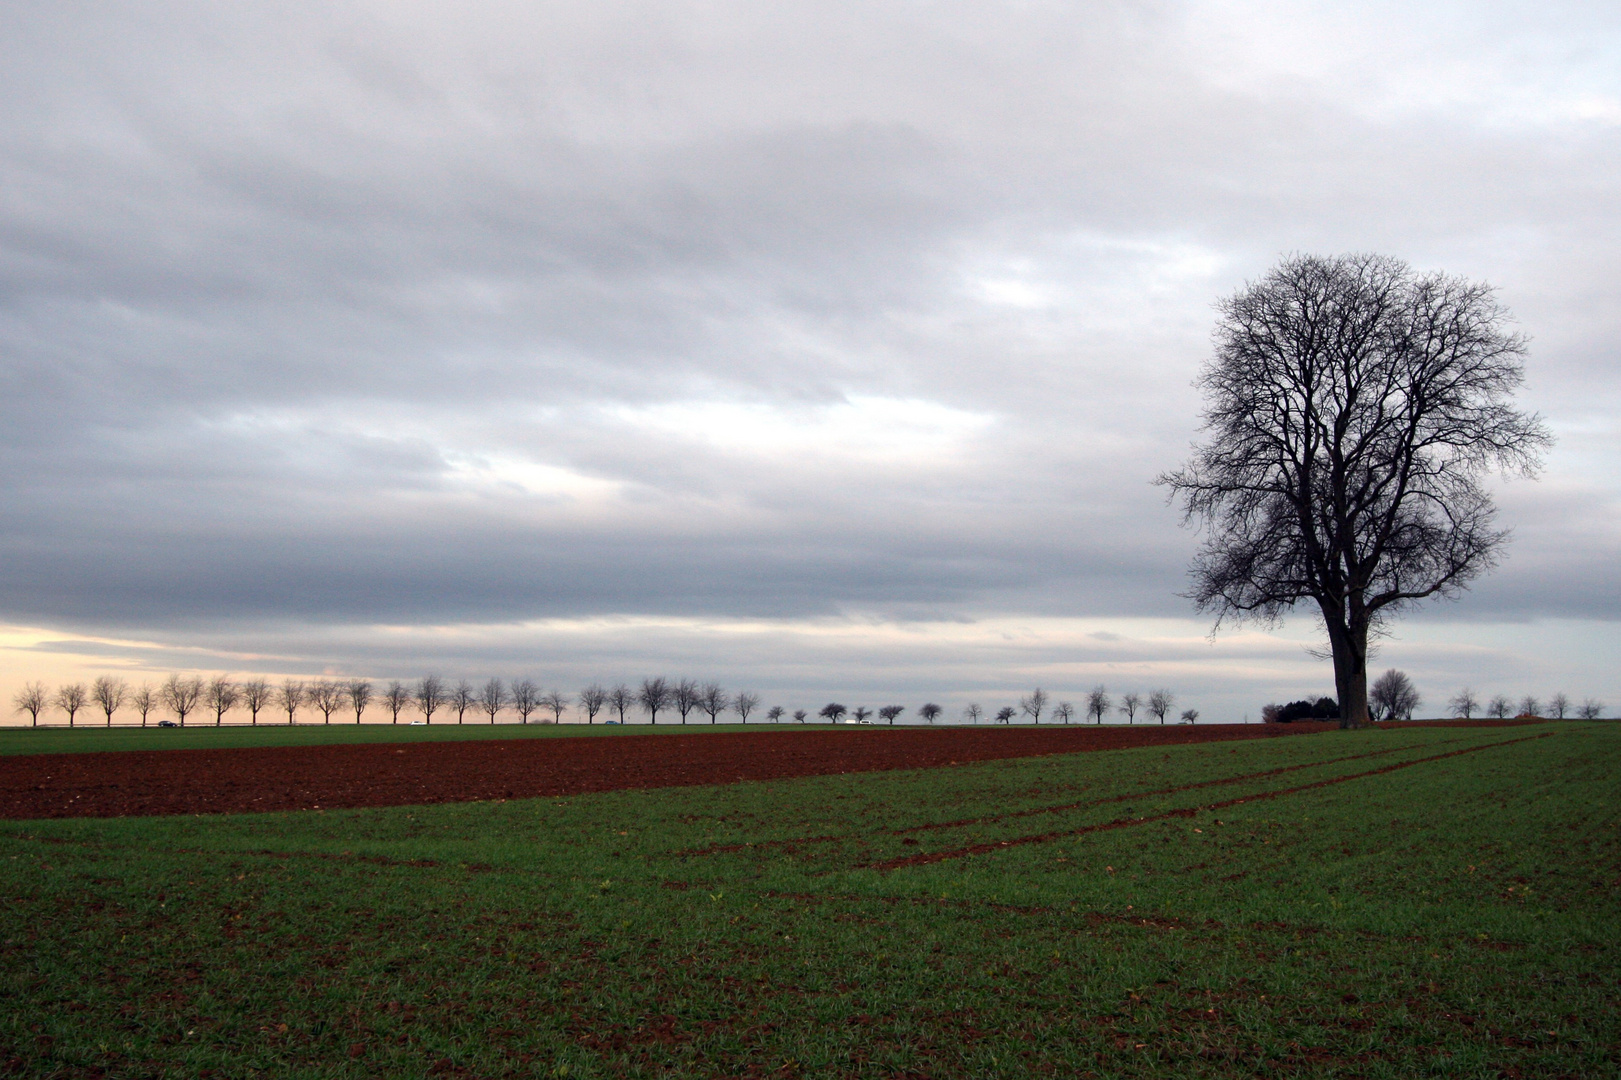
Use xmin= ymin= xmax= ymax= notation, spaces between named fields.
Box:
xmin=3 ymin=723 xmax=1617 ymax=1077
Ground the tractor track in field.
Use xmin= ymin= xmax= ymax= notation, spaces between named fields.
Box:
xmin=666 ymin=739 xmax=1459 ymax=858
xmin=0 ymin=722 xmax=1339 ymax=819
xmin=868 ymin=731 xmax=1557 ymax=871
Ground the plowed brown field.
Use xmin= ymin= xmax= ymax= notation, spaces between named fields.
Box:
xmin=0 ymin=722 xmax=1337 ymax=819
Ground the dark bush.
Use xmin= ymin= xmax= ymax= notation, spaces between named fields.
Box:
xmin=1275 ymin=697 xmax=1339 ymax=722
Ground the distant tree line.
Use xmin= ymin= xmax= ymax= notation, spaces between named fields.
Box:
xmin=9 ymin=675 xmax=1204 ymax=729
xmin=1261 ymin=670 xmax=1605 ymax=724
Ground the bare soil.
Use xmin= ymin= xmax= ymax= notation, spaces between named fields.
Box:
xmin=0 ymin=722 xmax=1341 ymax=819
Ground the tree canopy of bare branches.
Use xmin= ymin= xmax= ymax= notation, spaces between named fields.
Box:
xmin=451 ymin=679 xmax=476 ymax=724
xmin=347 ymin=679 xmax=372 ymax=723
xmin=280 ymin=678 xmax=306 ymax=724
xmin=608 ymin=683 xmax=633 ymax=723
xmin=1159 ymin=254 xmax=1549 ymax=728
xmin=510 ymin=679 xmax=540 ymax=724
xmin=1087 ymin=686 xmax=1111 ymax=724
xmin=93 ymin=675 xmax=127 ymax=726
xmin=1118 ymin=692 xmax=1141 ymax=724
xmin=1369 ymin=669 xmax=1421 ymax=721
xmin=673 ymin=679 xmax=700 ymax=724
xmin=638 ymin=677 xmax=671 ymax=723
xmin=1148 ymin=690 xmax=1174 ymax=725
xmin=54 ymin=682 xmax=88 ymax=726
xmin=382 ymin=680 xmax=408 ymax=724
xmin=309 ymin=680 xmax=345 ymax=724
xmin=12 ymin=682 xmax=47 ymax=726
xmin=580 ymin=684 xmax=608 ymax=724
xmin=879 ymin=705 xmax=904 ymax=725
xmin=1448 ymin=688 xmax=1478 ymax=719
xmin=241 ymin=678 xmax=273 ymax=725
xmin=819 ymin=702 xmax=846 ymax=722
xmin=415 ymin=676 xmax=445 ymax=723
xmin=1020 ymin=688 xmax=1047 ymax=724
xmin=919 ymin=703 xmax=942 ymax=724
xmin=131 ymin=683 xmax=156 ymax=726
xmin=699 ymin=683 xmax=729 ymax=723
xmin=1053 ymin=701 xmax=1074 ymax=724
xmin=732 ymin=692 xmax=759 ymax=722
xmin=161 ymin=675 xmax=203 ymax=726
xmin=479 ymin=678 xmax=506 ymax=723
xmin=540 ymin=690 xmax=570 ymax=723
xmin=207 ymin=676 xmax=239 ymax=726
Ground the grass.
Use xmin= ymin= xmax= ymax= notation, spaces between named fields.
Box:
xmin=2 ymin=723 xmax=1617 ymax=1077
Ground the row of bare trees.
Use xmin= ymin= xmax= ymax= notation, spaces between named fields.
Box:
xmin=7 ymin=674 xmax=775 ymax=728
xmin=10 ymin=674 xmax=1200 ymax=728
xmin=1447 ymin=688 xmax=1603 ymax=720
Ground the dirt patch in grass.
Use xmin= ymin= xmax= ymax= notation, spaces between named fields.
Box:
xmin=0 ymin=723 xmax=1332 ymax=819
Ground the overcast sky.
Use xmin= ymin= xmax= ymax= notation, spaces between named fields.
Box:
xmin=2 ymin=0 xmax=1618 ymax=721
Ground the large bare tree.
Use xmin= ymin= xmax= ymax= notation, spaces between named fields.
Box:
xmin=1019 ymin=688 xmax=1047 ymax=724
xmin=510 ymin=679 xmax=540 ymax=724
xmin=451 ymin=679 xmax=476 ymax=724
xmin=131 ymin=683 xmax=156 ymax=726
xmin=382 ymin=681 xmax=408 ymax=723
xmin=415 ymin=676 xmax=445 ymax=724
xmin=308 ymin=680 xmax=344 ymax=724
xmin=1160 ymin=254 xmax=1549 ymax=728
xmin=672 ymin=679 xmax=700 ymax=724
xmin=579 ymin=684 xmax=608 ymax=724
xmin=698 ymin=683 xmax=729 ymax=723
xmin=732 ymin=692 xmax=760 ymax=722
xmin=540 ymin=690 xmax=571 ymax=724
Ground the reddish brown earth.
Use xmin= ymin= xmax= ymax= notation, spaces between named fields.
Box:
xmin=0 ymin=722 xmax=1340 ymax=820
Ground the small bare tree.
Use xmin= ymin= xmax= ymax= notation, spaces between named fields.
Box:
xmin=280 ymin=679 xmax=307 ymax=724
xmin=879 ymin=705 xmax=904 ymax=725
xmin=93 ymin=676 xmax=128 ymax=726
xmin=919 ymin=703 xmax=942 ymax=724
xmin=207 ymin=676 xmax=240 ymax=726
xmin=1148 ymin=689 xmax=1174 ymax=724
xmin=1518 ymin=695 xmax=1541 ymax=719
xmin=1180 ymin=708 xmax=1200 ymax=724
xmin=415 ymin=676 xmax=445 ymax=724
xmin=1577 ymin=699 xmax=1603 ymax=720
xmin=310 ymin=680 xmax=346 ymax=724
xmin=347 ymin=678 xmax=373 ymax=723
xmin=12 ymin=682 xmax=48 ymax=726
xmin=1087 ymin=686 xmax=1111 ymax=724
xmin=732 ymin=692 xmax=760 ymax=722
xmin=766 ymin=705 xmax=784 ymax=723
xmin=792 ymin=709 xmax=807 ymax=723
xmin=608 ymin=683 xmax=633 ymax=723
xmin=1486 ymin=694 xmax=1512 ymax=719
xmin=699 ymin=683 xmax=729 ymax=723
xmin=479 ymin=678 xmax=506 ymax=723
xmin=1019 ymin=688 xmax=1047 ymax=724
xmin=580 ymin=684 xmax=609 ymax=724
xmin=852 ymin=706 xmax=872 ymax=723
xmin=964 ymin=703 xmax=982 ymax=724
xmin=819 ymin=702 xmax=847 ymax=723
xmin=1370 ymin=669 xmax=1421 ymax=722
xmin=240 ymin=678 xmax=272 ymax=726
xmin=1118 ymin=692 xmax=1141 ymax=724
xmin=54 ymin=682 xmax=88 ymax=726
xmin=1448 ymin=688 xmax=1478 ymax=719
xmin=382 ymin=680 xmax=408 ymax=724
xmin=451 ymin=679 xmax=476 ymax=724
xmin=638 ymin=678 xmax=671 ymax=723
xmin=1053 ymin=700 xmax=1074 ymax=724
xmin=510 ymin=679 xmax=540 ymax=724
xmin=161 ymin=675 xmax=203 ymax=727
xmin=994 ymin=706 xmax=1016 ymax=724
xmin=1548 ymin=692 xmax=1570 ymax=720
xmin=131 ymin=683 xmax=156 ymax=726
xmin=673 ymin=679 xmax=700 ymax=723
xmin=540 ymin=690 xmax=570 ymax=724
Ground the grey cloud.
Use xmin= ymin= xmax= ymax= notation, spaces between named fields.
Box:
xmin=0 ymin=0 xmax=1617 ymax=700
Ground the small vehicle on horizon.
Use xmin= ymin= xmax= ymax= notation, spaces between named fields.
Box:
xmin=157 ymin=720 xmax=178 ymax=728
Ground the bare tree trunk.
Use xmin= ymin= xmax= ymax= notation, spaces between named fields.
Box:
xmin=1323 ymin=608 xmax=1371 ymax=729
